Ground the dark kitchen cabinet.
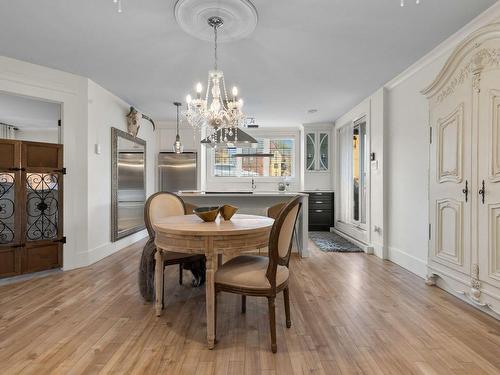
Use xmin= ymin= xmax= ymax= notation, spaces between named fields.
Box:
xmin=307 ymin=192 xmax=334 ymax=231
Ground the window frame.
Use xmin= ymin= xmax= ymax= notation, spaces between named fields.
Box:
xmin=206 ymin=129 xmax=299 ymax=183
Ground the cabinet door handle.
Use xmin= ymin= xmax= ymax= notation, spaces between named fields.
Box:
xmin=315 ymin=201 xmax=323 ymax=204
xmin=315 ymin=210 xmax=323 ymax=213
xmin=479 ymin=180 xmax=485 ymax=204
xmin=462 ymin=180 xmax=469 ymax=202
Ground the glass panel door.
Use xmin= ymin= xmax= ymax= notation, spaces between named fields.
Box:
xmin=26 ymin=173 xmax=60 ymax=241
xmin=0 ymin=173 xmax=16 ymax=245
xmin=319 ymin=133 xmax=329 ymax=170
xmin=352 ymin=122 xmax=367 ymax=225
xmin=0 ymin=139 xmax=22 ymax=277
xmin=306 ymin=133 xmax=316 ymax=171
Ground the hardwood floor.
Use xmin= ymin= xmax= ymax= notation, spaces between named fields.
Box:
xmin=1 ymin=240 xmax=500 ymax=375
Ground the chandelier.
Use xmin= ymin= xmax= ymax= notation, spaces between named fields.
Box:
xmin=400 ymin=0 xmax=420 ymax=6
xmin=111 ymin=0 xmax=123 ymax=13
xmin=184 ymin=16 xmax=256 ymax=147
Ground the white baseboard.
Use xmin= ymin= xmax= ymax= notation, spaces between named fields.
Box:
xmin=331 ymin=228 xmax=374 ymax=254
xmin=387 ymin=246 xmax=427 ymax=279
xmin=65 ymin=230 xmax=148 ymax=270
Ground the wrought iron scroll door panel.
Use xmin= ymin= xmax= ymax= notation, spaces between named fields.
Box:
xmin=0 ymin=140 xmax=22 ymax=277
xmin=0 ymin=140 xmax=63 ymax=277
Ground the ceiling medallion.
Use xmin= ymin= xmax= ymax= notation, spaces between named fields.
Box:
xmin=174 ymin=0 xmax=258 ymax=43
xmin=183 ymin=15 xmax=257 ymax=147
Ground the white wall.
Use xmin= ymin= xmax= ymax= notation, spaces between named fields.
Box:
xmin=0 ymin=55 xmax=90 ymax=270
xmin=385 ymin=56 xmax=446 ymax=278
xmin=369 ymin=88 xmax=385 ymax=258
xmin=86 ymin=80 xmax=156 ymax=265
xmin=0 ymin=56 xmax=156 ymax=270
xmin=334 ymin=3 xmax=500 ymax=278
xmin=15 ymin=128 xmax=59 ymax=143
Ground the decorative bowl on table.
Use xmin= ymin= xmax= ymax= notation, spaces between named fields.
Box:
xmin=220 ymin=204 xmax=239 ymax=221
xmin=193 ymin=206 xmax=220 ymax=222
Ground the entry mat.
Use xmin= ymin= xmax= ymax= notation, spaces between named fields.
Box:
xmin=309 ymin=231 xmax=363 ymax=253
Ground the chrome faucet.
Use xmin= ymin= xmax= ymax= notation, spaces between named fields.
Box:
xmin=251 ymin=177 xmax=257 ymax=191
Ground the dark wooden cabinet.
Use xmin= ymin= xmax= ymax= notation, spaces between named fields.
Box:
xmin=307 ymin=192 xmax=334 ymax=231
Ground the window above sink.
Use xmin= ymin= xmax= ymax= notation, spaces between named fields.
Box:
xmin=211 ymin=136 xmax=295 ymax=178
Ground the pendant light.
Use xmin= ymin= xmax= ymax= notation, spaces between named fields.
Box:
xmin=173 ymin=102 xmax=184 ymax=153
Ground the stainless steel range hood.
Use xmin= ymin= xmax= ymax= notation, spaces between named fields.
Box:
xmin=201 ymin=128 xmax=258 ymax=148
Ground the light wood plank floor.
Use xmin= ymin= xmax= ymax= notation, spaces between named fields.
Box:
xmin=1 ymin=239 xmax=500 ymax=375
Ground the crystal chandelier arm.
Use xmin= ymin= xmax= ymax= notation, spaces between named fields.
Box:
xmin=206 ymin=72 xmax=210 ymax=102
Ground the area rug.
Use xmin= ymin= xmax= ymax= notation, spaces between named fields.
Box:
xmin=309 ymin=231 xmax=363 ymax=253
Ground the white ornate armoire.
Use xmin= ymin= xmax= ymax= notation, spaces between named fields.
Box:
xmin=423 ymin=21 xmax=500 ymax=319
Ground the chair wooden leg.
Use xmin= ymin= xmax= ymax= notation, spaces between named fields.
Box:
xmin=283 ymin=287 xmax=291 ymax=328
xmin=241 ymin=295 xmax=246 ymax=314
xmin=161 ymin=269 xmax=165 ymax=310
xmin=179 ymin=264 xmax=183 ymax=285
xmin=268 ymin=296 xmax=277 ymax=353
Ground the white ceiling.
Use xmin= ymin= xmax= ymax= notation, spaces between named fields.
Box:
xmin=0 ymin=0 xmax=496 ymax=126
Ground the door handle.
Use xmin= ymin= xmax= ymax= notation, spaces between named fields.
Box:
xmin=479 ymin=180 xmax=485 ymax=204
xmin=462 ymin=180 xmax=469 ymax=202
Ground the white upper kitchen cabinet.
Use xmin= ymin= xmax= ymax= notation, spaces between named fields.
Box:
xmin=302 ymin=123 xmax=334 ymax=191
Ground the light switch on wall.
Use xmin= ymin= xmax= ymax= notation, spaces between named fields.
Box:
xmin=95 ymin=143 xmax=102 ymax=155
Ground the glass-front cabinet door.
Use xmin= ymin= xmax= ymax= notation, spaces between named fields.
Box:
xmin=319 ymin=132 xmax=329 ymax=170
xmin=305 ymin=130 xmax=330 ymax=172
xmin=306 ymin=133 xmax=316 ymax=171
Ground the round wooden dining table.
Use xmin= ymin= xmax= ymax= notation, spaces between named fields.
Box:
xmin=154 ymin=213 xmax=274 ymax=349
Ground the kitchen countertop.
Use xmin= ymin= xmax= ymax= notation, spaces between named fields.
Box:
xmin=178 ymin=191 xmax=308 ymax=197
xmin=302 ymin=190 xmax=335 ymax=193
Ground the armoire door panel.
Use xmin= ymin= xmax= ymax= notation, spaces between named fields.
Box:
xmin=437 ymin=104 xmax=463 ymax=183
xmin=435 ymin=199 xmax=463 ymax=266
xmin=478 ymin=70 xmax=500 ymax=291
xmin=489 ymin=205 xmax=500 ymax=282
xmin=489 ymin=90 xmax=500 ymax=183
xmin=428 ymin=84 xmax=472 ymax=275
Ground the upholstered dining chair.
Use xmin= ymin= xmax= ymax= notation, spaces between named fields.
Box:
xmin=267 ymin=202 xmax=300 ymax=251
xmin=143 ymin=192 xmax=205 ymax=307
xmin=214 ymin=196 xmax=302 ymax=353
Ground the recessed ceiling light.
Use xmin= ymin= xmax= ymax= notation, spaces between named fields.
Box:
xmin=308 ymin=109 xmax=318 ymax=114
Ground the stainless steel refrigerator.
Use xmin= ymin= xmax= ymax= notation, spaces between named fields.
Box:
xmin=158 ymin=152 xmax=197 ymax=192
